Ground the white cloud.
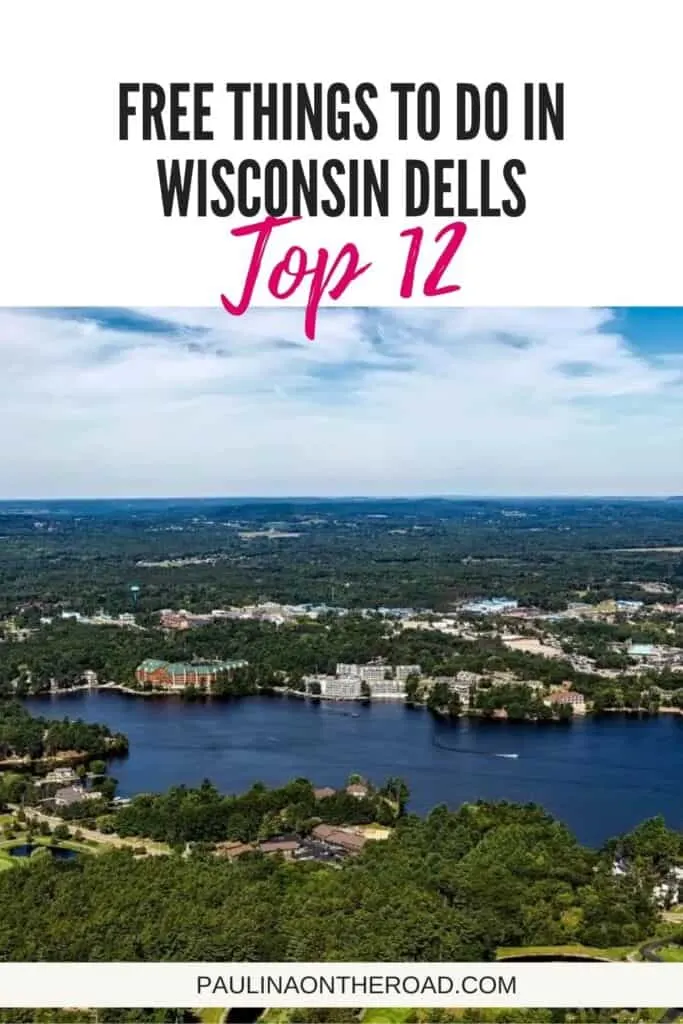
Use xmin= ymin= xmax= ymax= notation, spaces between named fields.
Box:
xmin=0 ymin=306 xmax=681 ymax=497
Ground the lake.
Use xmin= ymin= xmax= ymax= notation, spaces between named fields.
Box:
xmin=22 ymin=692 xmax=683 ymax=846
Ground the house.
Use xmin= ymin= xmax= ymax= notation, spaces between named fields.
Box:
xmin=215 ymin=840 xmax=255 ymax=860
xmin=53 ymin=785 xmax=99 ymax=807
xmin=258 ymin=838 xmax=300 ymax=858
xmin=44 ymin=767 xmax=78 ymax=785
xmin=546 ymin=688 xmax=587 ymax=714
xmin=311 ymin=824 xmax=337 ymax=841
xmin=653 ymin=867 xmax=683 ymax=907
xmin=345 ymin=783 xmax=369 ymax=798
xmin=424 ymin=675 xmax=472 ymax=706
xmin=313 ymin=786 xmax=337 ymax=800
xmin=310 ymin=824 xmax=367 ymax=854
xmin=135 ymin=658 xmax=248 ymax=690
xmin=329 ymin=830 xmax=367 ymax=854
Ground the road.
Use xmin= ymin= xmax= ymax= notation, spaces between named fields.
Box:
xmin=638 ymin=940 xmax=682 ymax=1023
xmin=9 ymin=804 xmax=169 ymax=856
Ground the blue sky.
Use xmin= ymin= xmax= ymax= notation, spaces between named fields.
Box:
xmin=2 ymin=306 xmax=683 ymax=498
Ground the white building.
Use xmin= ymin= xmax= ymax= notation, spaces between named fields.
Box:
xmin=429 ymin=675 xmax=474 ymax=707
xmin=336 ymin=663 xmax=361 ymax=678
xmin=315 ymin=675 xmax=362 ymax=700
xmin=653 ymin=867 xmax=683 ymax=906
xmin=462 ymin=597 xmax=519 ymax=615
xmin=368 ymin=678 xmax=405 ymax=699
xmin=394 ymin=664 xmax=421 ymax=682
xmin=335 ymin=662 xmax=420 ymax=684
xmin=44 ymin=767 xmax=78 ymax=785
xmin=336 ymin=663 xmax=387 ymax=684
xmin=361 ymin=665 xmax=386 ymax=684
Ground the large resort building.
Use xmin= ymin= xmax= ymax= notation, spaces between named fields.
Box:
xmin=135 ymin=658 xmax=248 ymax=691
xmin=306 ymin=661 xmax=422 ymax=701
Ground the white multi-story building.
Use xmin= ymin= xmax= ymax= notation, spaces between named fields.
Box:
xmin=335 ymin=662 xmax=420 ymax=684
xmin=368 ymin=678 xmax=405 ymax=699
xmin=336 ymin=663 xmax=361 ymax=678
xmin=312 ymin=675 xmax=362 ymax=700
xmin=360 ymin=665 xmax=386 ymax=684
xmin=394 ymin=664 xmax=421 ymax=681
xmin=336 ymin=663 xmax=387 ymax=684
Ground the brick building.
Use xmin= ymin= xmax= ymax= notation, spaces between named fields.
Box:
xmin=135 ymin=658 xmax=248 ymax=690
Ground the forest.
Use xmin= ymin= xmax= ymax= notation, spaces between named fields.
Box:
xmin=110 ymin=776 xmax=402 ymax=845
xmin=0 ymin=801 xmax=670 ymax=962
xmin=3 ymin=608 xmax=680 ymax=719
xmin=0 ymin=1013 xmax=193 ymax=1023
xmin=0 ymin=498 xmax=683 ymax=618
xmin=0 ymin=701 xmax=128 ymax=762
xmin=0 ymin=610 xmax=587 ymax=694
xmin=0 ymin=498 xmax=680 ymax=1021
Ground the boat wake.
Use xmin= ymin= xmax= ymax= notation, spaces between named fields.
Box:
xmin=432 ymin=737 xmax=519 ymax=759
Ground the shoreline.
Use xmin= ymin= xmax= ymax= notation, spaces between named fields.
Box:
xmin=0 ymin=746 xmax=124 ymax=772
xmin=23 ymin=684 xmax=683 ymax=721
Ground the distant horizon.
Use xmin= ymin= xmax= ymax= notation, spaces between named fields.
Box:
xmin=3 ymin=306 xmax=683 ymax=496
xmin=1 ymin=493 xmax=683 ymax=504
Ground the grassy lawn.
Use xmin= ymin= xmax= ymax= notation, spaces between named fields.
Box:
xmin=0 ymin=832 xmax=97 ymax=859
xmin=496 ymin=943 xmax=633 ymax=961
xmin=54 ymin=836 xmax=104 ymax=854
xmin=362 ymin=1010 xmax=412 ymax=1023
xmin=196 ymin=1009 xmax=228 ymax=1024
xmin=657 ymin=944 xmax=683 ymax=962
xmin=362 ymin=1012 xmax=667 ymax=1024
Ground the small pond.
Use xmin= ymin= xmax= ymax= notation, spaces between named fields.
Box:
xmin=8 ymin=844 xmax=78 ymax=861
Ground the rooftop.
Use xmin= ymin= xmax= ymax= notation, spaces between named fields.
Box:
xmin=628 ymin=644 xmax=655 ymax=656
xmin=138 ymin=659 xmax=247 ymax=674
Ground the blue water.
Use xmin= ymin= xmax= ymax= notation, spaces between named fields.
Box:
xmin=23 ymin=692 xmax=683 ymax=847
xmin=8 ymin=844 xmax=78 ymax=861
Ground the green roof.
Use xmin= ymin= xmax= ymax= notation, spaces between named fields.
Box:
xmin=139 ymin=659 xmax=247 ymax=675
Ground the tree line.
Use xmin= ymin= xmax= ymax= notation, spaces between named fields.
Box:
xmin=0 ymin=701 xmax=128 ymax=762
xmin=0 ymin=799 xmax=667 ymax=963
xmin=107 ymin=776 xmax=401 ymax=846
